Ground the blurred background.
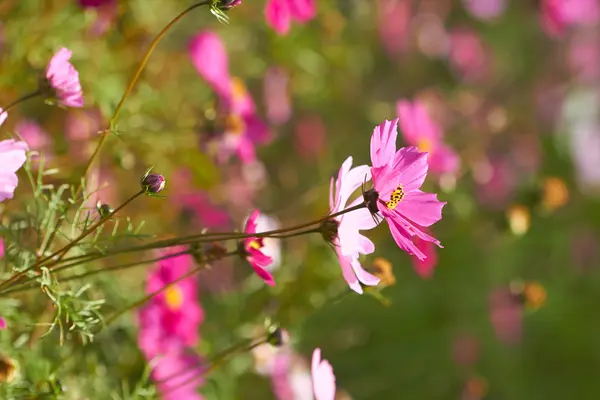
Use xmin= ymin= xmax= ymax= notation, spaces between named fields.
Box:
xmin=1 ymin=0 xmax=600 ymax=399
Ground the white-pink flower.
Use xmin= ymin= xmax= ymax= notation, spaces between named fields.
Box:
xmin=330 ymin=156 xmax=380 ymax=293
xmin=45 ymin=48 xmax=84 ymax=108
xmin=0 ymin=139 xmax=28 ymax=202
xmin=311 ymin=348 xmax=336 ymax=400
xmin=0 ymin=108 xmax=6 ymax=126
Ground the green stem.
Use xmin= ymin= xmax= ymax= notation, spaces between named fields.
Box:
xmin=0 ymin=190 xmax=144 ymax=290
xmin=103 ymin=250 xmax=238 ymax=327
xmin=80 ymin=0 xmax=211 ymax=181
xmin=0 ymin=90 xmax=42 ymax=114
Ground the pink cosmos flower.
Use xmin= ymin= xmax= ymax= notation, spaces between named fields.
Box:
xmin=397 ymin=99 xmax=460 ymax=176
xmin=45 ymin=48 xmax=84 ymax=108
xmin=189 ymin=31 xmax=269 ymax=164
xmin=295 ymin=115 xmax=326 ymax=160
xmin=411 ymin=233 xmax=438 ymax=278
xmin=0 ymin=108 xmax=6 ymax=126
xmin=16 ymin=120 xmax=51 ymax=156
xmin=265 ymin=0 xmax=316 ymax=35
xmin=0 ymin=139 xmax=28 ymax=203
xmin=365 ymin=119 xmax=445 ymax=261
xmin=448 ymin=28 xmax=490 ymax=83
xmin=243 ymin=209 xmax=275 ymax=286
xmin=462 ymin=0 xmax=507 ymax=20
xmin=0 ymin=317 xmax=6 ymax=329
xmin=138 ymin=247 xmax=203 ymax=358
xmin=311 ymin=348 xmax=336 ymax=400
xmin=330 ymin=156 xmax=380 ymax=293
xmin=150 ymin=350 xmax=204 ymax=400
xmin=541 ymin=0 xmax=599 ymax=38
xmin=377 ymin=0 xmax=412 ymax=57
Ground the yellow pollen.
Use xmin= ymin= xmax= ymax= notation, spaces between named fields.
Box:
xmin=231 ymin=77 xmax=248 ymax=102
xmin=417 ymin=138 xmax=433 ymax=153
xmin=164 ymin=285 xmax=184 ymax=311
xmin=385 ymin=185 xmax=405 ymax=210
xmin=225 ymin=114 xmax=245 ymax=135
xmin=249 ymin=240 xmax=262 ymax=250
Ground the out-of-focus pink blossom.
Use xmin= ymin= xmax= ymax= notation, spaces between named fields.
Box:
xmin=138 ymin=247 xmax=203 ymax=358
xmin=377 ymin=0 xmax=412 ymax=57
xmin=78 ymin=0 xmax=112 ymax=6
xmin=311 ymin=348 xmax=336 ymax=400
xmin=0 ymin=238 xmax=4 ymax=258
xmin=448 ymin=28 xmax=490 ymax=83
xmin=0 ymin=108 xmax=6 ymax=126
xmin=489 ymin=288 xmax=522 ymax=344
xmin=0 ymin=317 xmax=5 ymax=329
xmin=45 ymin=48 xmax=84 ymax=108
xmin=265 ymin=0 xmax=316 ymax=35
xmin=189 ymin=31 xmax=270 ymax=164
xmin=330 ymin=156 xmax=379 ymax=293
xmin=411 ymin=234 xmax=438 ymax=278
xmin=462 ymin=0 xmax=507 ymax=20
xmin=271 ymin=351 xmax=314 ymax=400
xmin=252 ymin=212 xmax=282 ymax=271
xmin=473 ymin=157 xmax=516 ymax=210
xmin=366 ymin=119 xmax=445 ymax=261
xmin=150 ymin=350 xmax=204 ymax=400
xmin=243 ymin=209 xmax=275 ymax=286
xmin=452 ymin=334 xmax=480 ymax=366
xmin=568 ymin=30 xmax=600 ymax=84
xmin=264 ymin=66 xmax=292 ymax=125
xmin=0 ymin=139 xmax=28 ymax=203
xmin=541 ymin=0 xmax=600 ymax=38
xmin=295 ymin=115 xmax=326 ymax=160
xmin=16 ymin=120 xmax=51 ymax=156
xmin=397 ymin=99 xmax=460 ymax=176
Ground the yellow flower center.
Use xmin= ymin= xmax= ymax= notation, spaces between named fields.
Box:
xmin=417 ymin=138 xmax=433 ymax=153
xmin=385 ymin=185 xmax=405 ymax=210
xmin=164 ymin=285 xmax=184 ymax=311
xmin=248 ymin=240 xmax=261 ymax=250
xmin=225 ymin=114 xmax=245 ymax=135
xmin=231 ymin=77 xmax=248 ymax=102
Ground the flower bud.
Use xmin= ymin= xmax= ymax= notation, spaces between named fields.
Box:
xmin=0 ymin=355 xmax=17 ymax=383
xmin=96 ymin=201 xmax=113 ymax=218
xmin=141 ymin=173 xmax=165 ymax=194
xmin=267 ymin=327 xmax=289 ymax=347
xmin=319 ymin=219 xmax=339 ymax=245
xmin=217 ymin=0 xmax=242 ymax=10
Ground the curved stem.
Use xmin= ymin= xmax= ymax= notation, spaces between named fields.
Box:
xmin=81 ymin=0 xmax=211 ymax=181
xmin=0 ymin=90 xmax=42 ymax=114
xmin=0 ymin=190 xmax=145 ymax=290
xmin=103 ymin=250 xmax=238 ymax=327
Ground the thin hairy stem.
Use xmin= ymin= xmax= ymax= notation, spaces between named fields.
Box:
xmin=0 ymin=90 xmax=42 ymax=114
xmin=103 ymin=250 xmax=238 ymax=327
xmin=0 ymin=190 xmax=144 ymax=290
xmin=81 ymin=0 xmax=211 ymax=180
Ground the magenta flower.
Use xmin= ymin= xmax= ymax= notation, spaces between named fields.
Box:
xmin=150 ymin=350 xmax=204 ymax=400
xmin=330 ymin=156 xmax=379 ymax=293
xmin=0 ymin=317 xmax=6 ymax=329
xmin=138 ymin=247 xmax=203 ymax=358
xmin=311 ymin=348 xmax=336 ymax=400
xmin=0 ymin=139 xmax=28 ymax=203
xmin=45 ymin=48 xmax=84 ymax=108
xmin=540 ymin=0 xmax=599 ymax=37
xmin=377 ymin=0 xmax=411 ymax=57
xmin=243 ymin=209 xmax=275 ymax=286
xmin=264 ymin=0 xmax=316 ymax=35
xmin=448 ymin=28 xmax=490 ymax=83
xmin=189 ymin=31 xmax=269 ymax=164
xmin=397 ymin=99 xmax=460 ymax=176
xmin=365 ymin=119 xmax=445 ymax=261
xmin=0 ymin=108 xmax=6 ymax=126
xmin=16 ymin=120 xmax=51 ymax=156
xmin=411 ymin=233 xmax=438 ymax=278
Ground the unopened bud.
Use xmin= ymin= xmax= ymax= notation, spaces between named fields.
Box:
xmin=0 ymin=355 xmax=18 ymax=383
xmin=267 ymin=327 xmax=289 ymax=347
xmin=217 ymin=0 xmax=242 ymax=10
xmin=319 ymin=219 xmax=339 ymax=245
xmin=96 ymin=201 xmax=113 ymax=218
xmin=141 ymin=173 xmax=165 ymax=194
